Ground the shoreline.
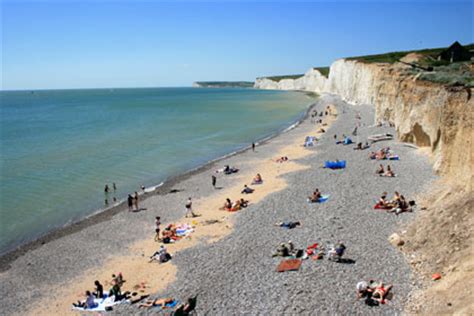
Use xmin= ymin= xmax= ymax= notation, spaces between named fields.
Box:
xmin=21 ymin=97 xmax=335 ymax=315
xmin=0 ymin=94 xmax=438 ymax=315
xmin=0 ymin=98 xmax=317 ymax=271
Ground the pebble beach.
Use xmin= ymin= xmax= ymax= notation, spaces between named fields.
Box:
xmin=0 ymin=94 xmax=436 ymax=315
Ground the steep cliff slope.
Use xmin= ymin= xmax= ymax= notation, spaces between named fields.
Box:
xmin=255 ymin=55 xmax=473 ymax=314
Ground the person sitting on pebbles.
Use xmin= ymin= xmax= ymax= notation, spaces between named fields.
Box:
xmin=239 ymin=198 xmax=249 ymax=208
xmin=72 ymin=291 xmax=97 ymax=309
xmin=223 ymin=198 xmax=232 ymax=211
xmin=272 ymin=243 xmax=290 ymax=257
xmin=241 ymin=184 xmax=254 ymax=194
xmin=308 ymin=189 xmax=322 ymax=203
xmin=384 ymin=165 xmax=395 ymax=177
xmin=376 ymin=164 xmax=384 ymax=175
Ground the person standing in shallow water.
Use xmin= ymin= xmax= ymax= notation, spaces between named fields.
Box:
xmin=252 ymin=142 xmax=255 ymax=152
xmin=113 ymin=183 xmax=117 ymax=191
xmin=104 ymin=184 xmax=109 ymax=194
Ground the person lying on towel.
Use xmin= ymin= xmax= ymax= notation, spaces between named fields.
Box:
xmin=275 ymin=221 xmax=301 ymax=229
xmin=139 ymin=297 xmax=174 ymax=308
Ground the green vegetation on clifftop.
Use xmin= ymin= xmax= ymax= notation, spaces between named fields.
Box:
xmin=260 ymin=74 xmax=304 ymax=82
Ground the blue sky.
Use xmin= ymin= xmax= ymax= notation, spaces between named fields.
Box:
xmin=1 ymin=0 xmax=472 ymax=90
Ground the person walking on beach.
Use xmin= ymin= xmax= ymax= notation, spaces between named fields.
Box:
xmin=133 ymin=191 xmax=139 ymax=211
xmin=185 ymin=197 xmax=196 ymax=218
xmin=212 ymin=175 xmax=217 ymax=188
xmin=154 ymin=216 xmax=161 ymax=241
xmin=252 ymin=142 xmax=255 ymax=152
xmin=127 ymin=194 xmax=133 ymax=211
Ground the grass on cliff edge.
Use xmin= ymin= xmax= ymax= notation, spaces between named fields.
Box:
xmin=260 ymin=74 xmax=304 ymax=82
xmin=312 ymin=67 xmax=330 ymax=78
xmin=346 ymin=43 xmax=474 ymax=64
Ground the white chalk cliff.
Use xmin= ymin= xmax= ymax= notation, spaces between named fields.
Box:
xmin=255 ymin=59 xmax=473 ymax=186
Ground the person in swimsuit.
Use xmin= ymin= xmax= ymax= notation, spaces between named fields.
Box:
xmin=376 ymin=164 xmax=384 ymax=175
xmin=154 ymin=216 xmax=161 ymax=241
xmin=185 ymin=197 xmax=196 ymax=217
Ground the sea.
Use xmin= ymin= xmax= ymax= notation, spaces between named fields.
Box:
xmin=0 ymin=87 xmax=313 ymax=255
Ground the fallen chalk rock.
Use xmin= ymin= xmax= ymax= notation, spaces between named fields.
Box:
xmin=389 ymin=233 xmax=405 ymax=246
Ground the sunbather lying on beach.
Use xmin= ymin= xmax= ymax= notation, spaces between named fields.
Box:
xmin=216 ymin=165 xmax=239 ymax=174
xmin=252 ymin=173 xmax=263 ymax=184
xmin=275 ymin=156 xmax=289 ymax=163
xmin=275 ymin=221 xmax=301 ymax=229
xmin=72 ymin=291 xmax=97 ymax=309
xmin=241 ymin=185 xmax=254 ymax=194
xmin=162 ymin=224 xmax=177 ymax=240
xmin=371 ymin=283 xmax=393 ymax=304
xmin=138 ymin=297 xmax=174 ymax=308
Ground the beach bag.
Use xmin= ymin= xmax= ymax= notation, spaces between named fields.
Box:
xmin=162 ymin=237 xmax=171 ymax=244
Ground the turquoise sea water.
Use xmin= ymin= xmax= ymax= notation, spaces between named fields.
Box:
xmin=0 ymin=88 xmax=312 ymax=255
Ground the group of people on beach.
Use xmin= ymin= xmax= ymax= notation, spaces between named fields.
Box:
xmin=127 ymin=192 xmax=140 ymax=212
xmin=377 ymin=191 xmax=414 ymax=214
xmin=73 ymin=274 xmax=125 ymax=310
xmin=104 ymin=183 xmax=117 ymax=206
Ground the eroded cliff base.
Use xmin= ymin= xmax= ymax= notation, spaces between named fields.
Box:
xmin=401 ymin=181 xmax=474 ymax=315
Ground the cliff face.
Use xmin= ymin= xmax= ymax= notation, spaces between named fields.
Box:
xmin=254 ymin=68 xmax=327 ymax=93
xmin=255 ymin=57 xmax=473 ymax=314
xmin=325 ymin=59 xmax=473 ymax=187
xmin=255 ymin=60 xmax=473 ymax=187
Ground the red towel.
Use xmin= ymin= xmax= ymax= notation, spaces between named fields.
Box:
xmin=276 ymin=259 xmax=302 ymax=272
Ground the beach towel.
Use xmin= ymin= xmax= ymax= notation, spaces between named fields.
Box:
xmin=276 ymin=259 xmax=302 ymax=272
xmin=388 ymin=155 xmax=399 ymax=160
xmin=324 ymin=161 xmax=346 ymax=169
xmin=374 ymin=203 xmax=392 ymax=210
xmin=72 ymin=296 xmax=121 ymax=312
xmin=175 ymin=224 xmax=194 ymax=237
